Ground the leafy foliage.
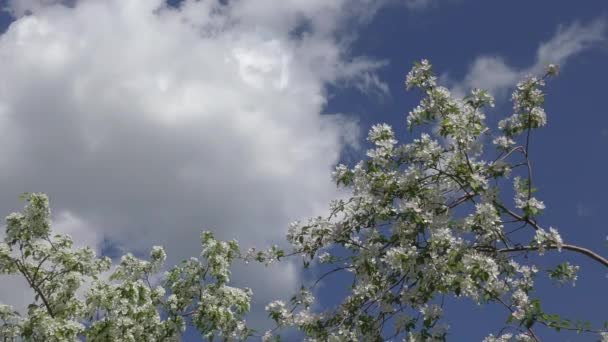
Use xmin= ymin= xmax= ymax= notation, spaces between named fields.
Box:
xmin=1 ymin=61 xmax=607 ymax=341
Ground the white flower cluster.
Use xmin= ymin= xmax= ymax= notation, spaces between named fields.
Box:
xmin=532 ymin=227 xmax=563 ymax=254
xmin=511 ymin=289 xmax=530 ymax=320
xmin=465 ymin=202 xmax=504 ymax=244
xmin=367 ymin=124 xmax=399 ymax=165
xmin=545 ymin=64 xmax=560 ymax=77
xmin=513 ymin=176 xmax=545 ymax=216
xmin=0 ymin=193 xmax=252 ymax=341
xmin=382 ymin=245 xmax=417 ymax=272
xmin=493 ymin=135 xmax=515 ymax=150
xmin=3 ymin=60 xmax=603 ymax=341
xmin=548 ymin=262 xmax=579 ymax=287
xmin=405 ymin=59 xmax=436 ymax=90
xmin=265 ymin=300 xmax=292 ymax=326
xmin=245 ymin=244 xmax=285 ymax=265
xmin=499 ymin=77 xmax=548 ymax=137
xmin=483 ymin=333 xmax=534 ymax=342
xmin=262 ymin=60 xmax=603 ymax=341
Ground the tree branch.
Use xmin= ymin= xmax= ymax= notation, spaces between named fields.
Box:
xmin=498 ymin=244 xmax=608 ymax=268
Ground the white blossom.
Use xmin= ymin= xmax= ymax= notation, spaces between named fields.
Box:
xmin=483 ymin=333 xmax=513 ymax=342
xmin=533 ymin=227 xmax=563 ymax=254
xmin=1 ymin=60 xmax=602 ymax=341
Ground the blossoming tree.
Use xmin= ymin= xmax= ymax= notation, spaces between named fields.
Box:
xmin=1 ymin=61 xmax=607 ymax=341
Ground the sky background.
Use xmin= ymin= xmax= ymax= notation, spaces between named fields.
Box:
xmin=0 ymin=0 xmax=606 ymax=340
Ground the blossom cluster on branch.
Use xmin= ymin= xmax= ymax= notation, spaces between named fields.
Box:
xmin=0 ymin=193 xmax=252 ymax=341
xmin=0 ymin=60 xmax=607 ymax=341
xmin=266 ymin=60 xmax=607 ymax=342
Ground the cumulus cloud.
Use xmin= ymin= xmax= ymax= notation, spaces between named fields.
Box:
xmin=449 ymin=18 xmax=606 ymax=98
xmin=0 ymin=0 xmax=388 ymax=321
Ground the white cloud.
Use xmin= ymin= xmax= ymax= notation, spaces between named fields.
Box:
xmin=536 ymin=19 xmax=606 ymax=66
xmin=449 ymin=18 xmax=606 ymax=98
xmin=449 ymin=56 xmax=520 ymax=98
xmin=0 ymin=0 xmax=387 ymax=321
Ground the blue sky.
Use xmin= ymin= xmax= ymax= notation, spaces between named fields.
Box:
xmin=326 ymin=2 xmax=608 ymax=340
xmin=0 ymin=0 xmax=606 ymax=340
